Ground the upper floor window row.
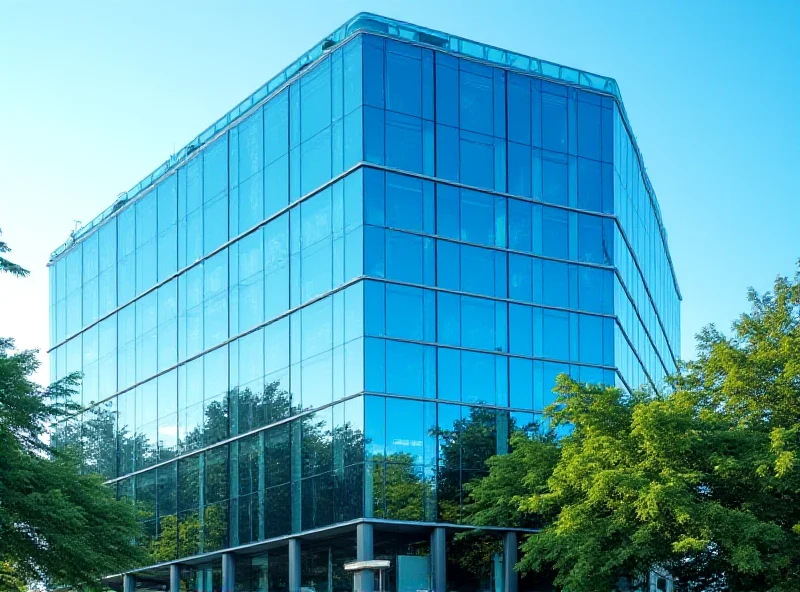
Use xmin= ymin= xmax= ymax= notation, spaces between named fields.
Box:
xmin=361 ymin=33 xmax=614 ymax=163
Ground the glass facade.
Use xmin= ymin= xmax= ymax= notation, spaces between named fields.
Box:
xmin=48 ymin=13 xmax=680 ymax=591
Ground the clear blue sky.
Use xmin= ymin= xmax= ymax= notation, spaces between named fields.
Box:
xmin=1 ymin=0 xmax=798 ymax=382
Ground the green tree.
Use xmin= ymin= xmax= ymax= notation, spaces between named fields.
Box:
xmin=0 ymin=229 xmax=28 ymax=277
xmin=0 ymin=240 xmax=145 ymax=590
xmin=467 ymin=266 xmax=800 ymax=592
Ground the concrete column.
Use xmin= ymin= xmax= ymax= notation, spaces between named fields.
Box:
xmin=430 ymin=527 xmax=446 ymax=592
xmin=169 ymin=564 xmax=181 ymax=592
xmin=356 ymin=523 xmax=375 ymax=592
xmin=503 ymin=532 xmax=518 ymax=592
xmin=122 ymin=574 xmax=135 ymax=592
xmin=222 ymin=553 xmax=236 ymax=592
xmin=289 ymin=538 xmax=301 ymax=592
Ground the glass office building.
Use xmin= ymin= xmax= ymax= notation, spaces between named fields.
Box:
xmin=48 ymin=13 xmax=680 ymax=592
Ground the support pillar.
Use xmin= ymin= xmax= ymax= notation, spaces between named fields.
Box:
xmin=222 ymin=553 xmax=236 ymax=592
xmin=503 ymin=531 xmax=518 ymax=592
xmin=289 ymin=538 xmax=301 ymax=592
xmin=123 ymin=574 xmax=135 ymax=592
xmin=431 ymin=527 xmax=446 ymax=592
xmin=169 ymin=564 xmax=181 ymax=592
xmin=356 ymin=522 xmax=375 ymax=592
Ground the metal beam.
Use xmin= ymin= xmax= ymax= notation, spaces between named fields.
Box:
xmin=169 ymin=564 xmax=181 ymax=592
xmin=431 ymin=527 xmax=446 ymax=592
xmin=289 ymin=538 xmax=301 ymax=592
xmin=503 ymin=531 xmax=518 ymax=592
xmin=356 ymin=523 xmax=375 ymax=592
xmin=122 ymin=574 xmax=135 ymax=592
xmin=222 ymin=553 xmax=235 ymax=592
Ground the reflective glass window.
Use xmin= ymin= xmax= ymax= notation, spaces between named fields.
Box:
xmin=542 ymin=207 xmax=568 ymax=259
xmin=579 ymin=314 xmax=603 ymax=365
xmin=386 ymin=41 xmax=422 ymax=117
xmin=386 ymin=340 xmax=424 ymax=397
xmin=542 ymin=153 xmax=568 ymax=206
xmin=542 ymin=259 xmax=568 ymax=307
xmin=541 ymin=92 xmax=567 ymax=153
xmin=577 ymin=97 xmax=602 ymax=161
xmin=507 ymin=73 xmax=531 ymax=145
xmin=542 ymin=310 xmax=569 ymax=361
xmin=577 ymin=158 xmax=601 ymax=212
xmin=459 ymin=68 xmax=493 ymax=136
xmin=461 ymin=351 xmax=495 ymax=404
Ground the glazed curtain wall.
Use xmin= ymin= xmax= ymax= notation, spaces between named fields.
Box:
xmin=356 ymin=33 xmax=678 ymax=386
xmin=47 ymin=29 xmax=682 ymax=568
xmin=49 ymin=33 xmax=366 ymax=368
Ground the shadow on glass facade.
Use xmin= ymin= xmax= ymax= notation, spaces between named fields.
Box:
xmin=49 ymin=12 xmax=680 ymax=592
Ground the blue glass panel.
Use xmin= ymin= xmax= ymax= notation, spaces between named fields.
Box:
xmin=507 ymin=73 xmax=531 ymax=145
xmin=577 ymin=97 xmax=602 ymax=161
xmin=436 ymin=184 xmax=459 ymax=239
xmin=300 ymin=59 xmax=332 ymax=143
xmin=509 ymin=304 xmax=533 ymax=356
xmin=364 ymin=338 xmax=386 ymax=393
xmin=460 ymin=131 xmax=494 ymax=190
xmin=542 ymin=260 xmax=568 ymax=307
xmin=508 ymin=198 xmax=532 ymax=252
xmin=542 ymin=152 xmax=568 ymax=206
xmin=435 ymin=240 xmax=459 ymax=291
xmin=435 ymin=54 xmax=458 ymax=128
xmin=203 ymin=195 xmax=228 ymax=256
xmin=461 ymin=351 xmax=495 ymax=404
xmin=459 ymin=69 xmax=493 ymax=136
xmin=364 ymin=168 xmax=385 ymax=226
xmin=364 ymin=226 xmax=385 ymax=278
xmin=301 ymin=297 xmax=333 ymax=359
xmin=542 ymin=310 xmax=569 ymax=360
xmin=300 ymin=128 xmax=332 ymax=195
xmin=386 ymin=41 xmax=422 ymax=117
xmin=203 ymin=137 xmax=228 ymax=203
xmin=386 ymin=172 xmax=424 ymax=231
xmin=437 ymin=348 xmax=460 ymax=401
xmin=363 ymin=35 xmax=385 ymax=109
xmin=386 ymin=340 xmax=424 ymax=397
xmin=579 ymin=314 xmax=603 ymax=365
xmin=364 ymin=106 xmax=385 ymax=165
xmin=385 ymin=112 xmax=423 ymax=173
xmin=265 ymin=154 xmax=289 ymax=217
xmin=437 ymin=292 xmax=460 ymax=347
xmin=98 ymin=221 xmax=117 ymax=272
xmin=509 ymin=357 xmax=533 ymax=409
xmin=385 ymin=284 xmax=424 ymax=341
xmin=459 ymin=245 xmax=494 ymax=297
xmin=265 ymin=90 xmax=289 ymax=165
xmin=386 ymin=230 xmax=424 ymax=284
xmin=541 ymin=92 xmax=567 ymax=153
xmin=493 ymin=69 xmax=506 ymax=140
xmin=508 ymin=142 xmax=532 ymax=198
xmin=461 ymin=295 xmax=494 ymax=350
xmin=435 ymin=124 xmax=459 ymax=182
xmin=264 ymin=214 xmax=289 ymax=319
xmin=542 ymin=207 xmax=568 ymax=259
xmin=460 ymin=189 xmax=494 ymax=246
xmin=509 ymin=254 xmax=532 ymax=302
xmin=577 ymin=158 xmax=601 ymax=212
xmin=577 ymin=214 xmax=605 ymax=264
xmin=422 ymin=49 xmax=435 ymax=121
xmin=578 ymin=265 xmax=604 ymax=314
xmin=343 ymin=36 xmax=363 ymax=115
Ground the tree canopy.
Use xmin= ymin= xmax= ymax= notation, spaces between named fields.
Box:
xmin=0 ymin=238 xmax=145 ymax=590
xmin=467 ymin=265 xmax=800 ymax=591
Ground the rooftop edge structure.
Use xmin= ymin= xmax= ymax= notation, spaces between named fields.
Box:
xmin=48 ymin=12 xmax=679 ymax=592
